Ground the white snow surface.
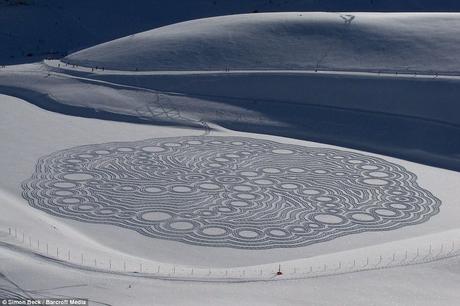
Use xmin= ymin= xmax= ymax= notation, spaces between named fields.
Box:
xmin=3 ymin=1 xmax=459 ymax=66
xmin=1 ymin=11 xmax=460 ymax=306
xmin=65 ymin=12 xmax=460 ymax=73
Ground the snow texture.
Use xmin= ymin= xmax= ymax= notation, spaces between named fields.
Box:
xmin=22 ymin=136 xmax=440 ymax=249
xmin=3 ymin=0 xmax=460 ymax=65
xmin=65 ymin=13 xmax=460 ymax=74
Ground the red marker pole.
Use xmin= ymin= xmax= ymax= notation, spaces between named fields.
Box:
xmin=277 ymin=264 xmax=283 ymax=276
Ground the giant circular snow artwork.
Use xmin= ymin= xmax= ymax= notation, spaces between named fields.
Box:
xmin=22 ymin=136 xmax=440 ymax=249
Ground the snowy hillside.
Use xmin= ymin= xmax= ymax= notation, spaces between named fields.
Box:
xmin=33 ymin=13 xmax=456 ymax=171
xmin=64 ymin=13 xmax=460 ymax=73
xmin=3 ymin=0 xmax=460 ymax=65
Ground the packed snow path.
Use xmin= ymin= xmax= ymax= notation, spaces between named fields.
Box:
xmin=45 ymin=59 xmax=460 ymax=79
xmin=22 ymin=136 xmax=440 ymax=249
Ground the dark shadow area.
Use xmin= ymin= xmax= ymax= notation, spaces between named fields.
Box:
xmin=0 ymin=85 xmax=203 ymax=130
xmin=212 ymin=98 xmax=460 ymax=171
xmin=86 ymin=72 xmax=460 ymax=171
xmin=1 ymin=78 xmax=459 ymax=171
xmin=92 ymin=72 xmax=460 ymax=127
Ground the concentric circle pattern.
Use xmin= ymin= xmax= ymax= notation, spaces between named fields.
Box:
xmin=22 ymin=136 xmax=441 ymax=249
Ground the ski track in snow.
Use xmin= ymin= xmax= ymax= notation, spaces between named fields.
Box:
xmin=44 ymin=59 xmax=460 ymax=79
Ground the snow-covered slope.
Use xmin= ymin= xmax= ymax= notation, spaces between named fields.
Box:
xmin=64 ymin=13 xmax=460 ymax=73
xmin=3 ymin=0 xmax=460 ymax=65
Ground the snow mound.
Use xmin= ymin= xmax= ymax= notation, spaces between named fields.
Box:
xmin=64 ymin=12 xmax=460 ymax=73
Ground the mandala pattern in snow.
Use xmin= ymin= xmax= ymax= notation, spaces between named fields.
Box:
xmin=22 ymin=136 xmax=441 ymax=249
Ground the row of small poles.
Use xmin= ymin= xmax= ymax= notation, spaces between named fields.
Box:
xmin=5 ymin=226 xmax=458 ymax=279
